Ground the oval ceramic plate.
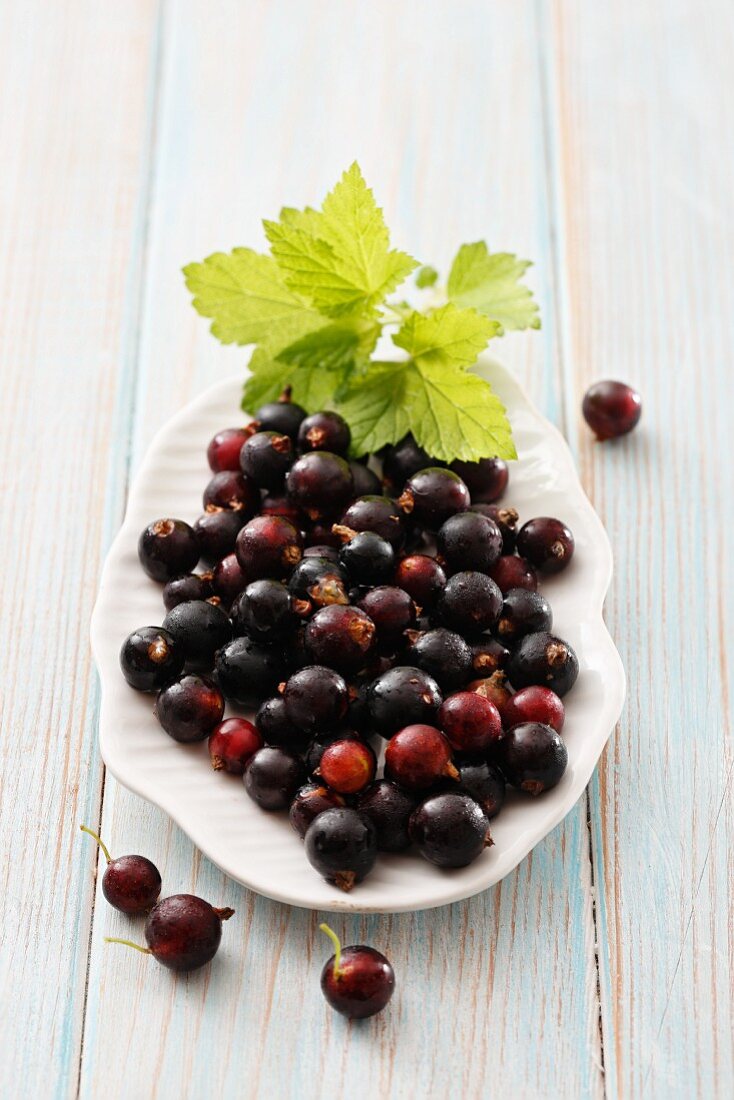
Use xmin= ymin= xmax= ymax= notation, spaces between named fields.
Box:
xmin=91 ymin=358 xmax=625 ymax=913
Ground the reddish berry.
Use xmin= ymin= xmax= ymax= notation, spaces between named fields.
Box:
xmin=490 ymin=555 xmax=538 ymax=593
xmin=501 ymin=685 xmax=565 ymax=733
xmin=384 ymin=724 xmax=458 ymax=791
xmin=438 ymin=691 xmax=503 ymax=754
xmin=207 ymin=427 xmax=251 ymax=472
xmin=582 ymin=380 xmax=641 ymax=440
xmin=317 ymin=739 xmax=377 ymax=794
xmin=208 ymin=718 xmax=263 ymax=774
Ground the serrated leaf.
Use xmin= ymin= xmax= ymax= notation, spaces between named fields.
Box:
xmin=242 ymin=345 xmax=357 ymax=415
xmin=392 ymin=303 xmax=499 ymax=370
xmin=183 ymin=247 xmax=323 ymax=348
xmin=415 ymin=265 xmax=439 ymax=288
xmin=339 ymin=359 xmax=516 ymax=461
xmin=447 ymin=241 xmax=540 ymax=333
xmin=264 ymin=162 xmax=417 ymax=317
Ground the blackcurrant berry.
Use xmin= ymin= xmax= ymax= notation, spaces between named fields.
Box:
xmin=393 ymin=554 xmax=447 ymax=609
xmin=319 ymin=924 xmax=395 ymax=1019
xmin=107 ymin=895 xmax=234 ymax=972
xmin=357 ymin=586 xmax=416 ymax=652
xmin=298 ymin=410 xmax=351 ymax=455
xmin=288 ymin=555 xmax=349 ymax=611
xmin=490 ymin=554 xmax=538 ymax=593
xmin=338 ymin=495 xmax=406 ymax=550
xmin=398 ymin=467 xmax=470 ymax=529
xmin=455 ymin=759 xmax=505 ymax=819
xmin=215 ymin=636 xmax=291 ymax=706
xmin=496 ymin=588 xmax=553 ymax=644
xmin=235 ymin=515 xmax=303 ymax=579
xmin=471 ymin=504 xmax=519 ymax=554
xmin=316 ymin=739 xmax=377 ymax=794
xmin=338 ymin=531 xmax=395 ymax=586
xmin=80 ymin=825 xmax=162 ymax=914
xmin=194 ymin=508 xmax=247 ymax=562
xmin=468 ymin=671 xmax=512 ymax=713
xmin=450 ymin=456 xmax=508 ymax=503
xmin=253 ymin=396 xmax=307 ymax=439
xmin=304 ymin=807 xmax=377 ymax=891
xmin=208 ymin=717 xmax=263 ymax=774
xmin=255 ymin=694 xmax=310 ymax=752
xmin=516 ymin=517 xmax=575 ymax=575
xmin=304 ymin=729 xmax=365 ymax=777
xmin=470 ymin=637 xmax=510 ymax=676
xmin=286 ymin=451 xmax=354 ymax=520
xmin=436 ymin=511 xmax=503 ymax=574
xmin=382 ymin=434 xmax=437 ymax=490
xmin=202 ymin=470 xmax=259 ymax=515
xmin=244 ymin=746 xmax=306 ymax=811
xmin=239 ymin=430 xmax=294 ymax=491
xmin=283 ymin=666 xmax=349 ymax=733
xmin=156 ymin=675 xmax=224 ymax=742
xmin=499 ymin=722 xmax=568 ymax=794
xmin=507 ymin=632 xmax=579 ymax=697
xmin=207 ymin=427 xmax=251 ymax=473
xmin=436 ymin=571 xmax=503 ymax=636
xmin=162 ymin=599 xmax=232 ymax=671
xmin=409 ymin=792 xmax=491 ymax=867
xmin=348 ymin=461 xmax=382 ymax=497
xmin=120 ymin=626 xmax=184 ymax=691
xmin=138 ymin=519 xmax=199 ymax=582
xmin=210 ymin=553 xmax=249 ymax=608
xmin=501 ymin=685 xmax=565 ymax=733
xmin=304 ymin=605 xmax=376 ymax=674
xmin=367 ymin=666 xmax=443 ymax=737
xmin=163 ymin=572 xmax=214 ymax=611
xmin=231 ymin=579 xmax=300 ymax=642
xmin=406 ymin=627 xmax=473 ymax=692
xmin=289 ymin=784 xmax=345 ymax=838
xmin=438 ymin=691 xmax=503 ymax=754
xmin=384 ymin=724 xmax=458 ymax=791
xmin=356 ymin=780 xmax=417 ymax=852
xmin=582 ymin=380 xmax=641 ymax=440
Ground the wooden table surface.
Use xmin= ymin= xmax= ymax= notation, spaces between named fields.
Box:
xmin=2 ymin=2 xmax=733 ymax=1096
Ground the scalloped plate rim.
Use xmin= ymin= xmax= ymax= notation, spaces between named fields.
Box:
xmin=90 ymin=358 xmax=626 ymax=913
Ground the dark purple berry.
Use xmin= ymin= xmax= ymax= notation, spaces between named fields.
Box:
xmin=499 ymin=722 xmax=568 ymax=794
xmin=582 ymin=380 xmax=641 ymax=440
xmin=156 ymin=675 xmax=224 ymax=742
xmin=143 ymin=894 xmax=233 ymax=971
xmin=406 ymin=627 xmax=473 ymax=693
xmin=194 ymin=509 xmax=247 ymax=562
xmin=394 ymin=554 xmax=446 ymax=609
xmin=516 ymin=517 xmax=575 ymax=575
xmin=304 ymin=605 xmax=376 ymax=674
xmin=436 ymin=571 xmax=503 ymax=636
xmin=409 ymin=792 xmax=491 ymax=867
xmin=120 ymin=626 xmax=184 ymax=691
xmin=231 ymin=579 xmax=299 ymax=641
xmin=437 ymin=512 xmax=503 ymax=574
xmin=138 ymin=519 xmax=199 ymax=582
xmin=382 ymin=434 xmax=436 ymax=490
xmin=356 ymin=780 xmax=417 ymax=852
xmin=304 ymin=807 xmax=377 ymax=891
xmin=320 ymin=925 xmax=395 ymax=1018
xmin=437 ymin=691 xmax=503 ymax=754
xmin=507 ymin=632 xmax=579 ymax=697
xmin=456 ymin=759 xmax=505 ymax=818
xmin=163 ymin=572 xmax=214 ymax=611
xmin=367 ymin=666 xmax=443 ymax=737
xmin=338 ymin=496 xmax=405 ymax=550
xmin=162 ymin=599 xmax=232 ymax=672
xmin=349 ymin=461 xmax=381 ymax=497
xmin=471 ymin=504 xmax=519 ymax=554
xmin=298 ymin=410 xmax=351 ymax=455
xmin=286 ymin=451 xmax=354 ymax=520
xmin=490 ymin=555 xmax=538 ymax=594
xmin=215 ymin=636 xmax=291 ymax=706
xmin=207 ymin=427 xmax=250 ymax=472
xmin=283 ymin=666 xmax=349 ymax=733
xmin=288 ymin=556 xmax=349 ymax=611
xmin=202 ymin=470 xmax=259 ymax=515
xmin=496 ymin=588 xmax=553 ymax=643
xmin=235 ymin=515 xmax=303 ymax=579
xmin=450 ymin=457 xmax=508 ymax=503
xmin=255 ymin=694 xmax=310 ymax=751
xmin=357 ymin=586 xmax=416 ymax=652
xmin=289 ymin=784 xmax=345 ymax=838
xmin=244 ymin=746 xmax=306 ymax=811
xmin=211 ymin=554 xmax=249 ymax=607
xmin=80 ymin=825 xmax=161 ymax=914
xmin=470 ymin=637 xmax=509 ymax=676
xmin=240 ymin=431 xmax=294 ymax=490
xmin=253 ymin=396 xmax=306 ymax=439
xmin=338 ymin=531 xmax=395 ymax=586
xmin=398 ymin=467 xmax=470 ymax=530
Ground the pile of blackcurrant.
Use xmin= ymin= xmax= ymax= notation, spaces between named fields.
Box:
xmin=122 ymin=393 xmax=580 ymax=892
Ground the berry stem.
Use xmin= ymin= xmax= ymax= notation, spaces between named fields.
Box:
xmin=104 ymin=937 xmax=151 ymax=955
xmin=79 ymin=824 xmax=112 ymax=864
xmin=319 ymin=922 xmax=343 ymax=979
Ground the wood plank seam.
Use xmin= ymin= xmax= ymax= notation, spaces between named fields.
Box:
xmin=74 ymin=3 xmax=168 ymax=1094
xmin=534 ymin=0 xmax=608 ymax=1091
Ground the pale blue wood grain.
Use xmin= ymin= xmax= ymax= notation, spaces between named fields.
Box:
xmin=79 ymin=1 xmax=604 ymax=1097
xmin=0 ymin=3 xmax=160 ymax=1096
xmin=541 ymin=1 xmax=734 ymax=1095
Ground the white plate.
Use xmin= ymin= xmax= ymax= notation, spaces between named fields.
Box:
xmin=91 ymin=358 xmax=625 ymax=913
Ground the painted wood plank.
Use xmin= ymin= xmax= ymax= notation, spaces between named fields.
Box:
xmin=0 ymin=1 xmax=161 ymax=1095
xmin=544 ymin=1 xmax=734 ymax=1095
xmin=78 ymin=1 xmax=603 ymax=1097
